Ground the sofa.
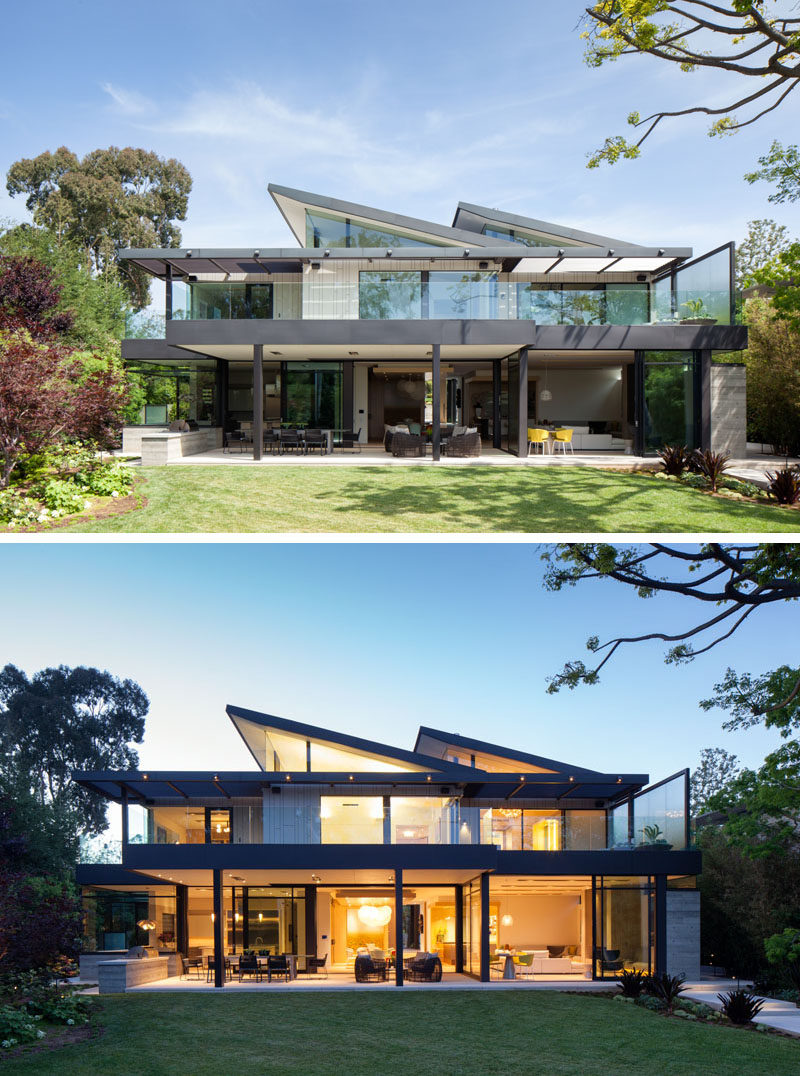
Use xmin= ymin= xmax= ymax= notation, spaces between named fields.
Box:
xmin=546 ymin=425 xmax=630 ymax=452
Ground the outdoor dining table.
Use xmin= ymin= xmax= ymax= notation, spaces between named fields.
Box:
xmin=495 ymin=949 xmax=516 ymax=979
xmin=229 ymin=953 xmax=302 ymax=979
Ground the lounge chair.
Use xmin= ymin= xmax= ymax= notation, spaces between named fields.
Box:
xmin=404 ymin=953 xmax=442 ymax=982
xmin=354 ymin=953 xmax=388 ymax=981
xmin=391 ymin=433 xmax=426 ymax=458
xmin=441 ymin=430 xmax=481 ymax=457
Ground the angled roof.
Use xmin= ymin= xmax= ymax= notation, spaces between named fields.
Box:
xmin=414 ymin=726 xmax=606 ymax=778
xmin=226 ymin=704 xmax=476 ymax=776
xmin=268 ymin=183 xmax=519 ymax=250
xmin=452 ymin=201 xmax=645 ymax=250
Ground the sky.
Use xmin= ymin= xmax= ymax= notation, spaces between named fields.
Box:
xmin=0 ymin=542 xmax=791 ymax=786
xmin=2 ymin=0 xmax=800 ymax=279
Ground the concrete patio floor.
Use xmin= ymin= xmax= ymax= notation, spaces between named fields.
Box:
xmin=123 ymin=444 xmax=797 ymax=486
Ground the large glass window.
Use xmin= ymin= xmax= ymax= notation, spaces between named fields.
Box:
xmin=181 ymin=282 xmax=273 ymax=320
xmin=594 ymin=877 xmax=653 ymax=979
xmin=81 ymin=885 xmax=177 ymax=952
xmin=483 ymin=225 xmax=580 ymax=248
xmin=359 ymin=272 xmax=422 ymax=319
xmin=284 ymin=362 xmax=342 ymax=428
xmin=565 ymin=811 xmax=606 ymax=850
xmin=391 ymin=797 xmax=452 ymax=844
xmin=523 ymin=810 xmax=563 ymax=850
xmin=633 ymin=772 xmax=688 ymax=849
xmin=307 ymin=209 xmax=449 ymax=248
xmin=320 ymin=796 xmax=384 ymax=844
xmin=516 ymin=282 xmax=648 ymax=325
xmin=463 ymin=878 xmax=482 ymax=976
xmin=243 ymin=887 xmax=305 ymax=956
xmin=674 ymin=246 xmax=732 ymax=325
xmin=427 ymin=272 xmax=498 ymax=318
xmin=642 ymin=351 xmax=699 ymax=453
xmin=125 ymin=361 xmax=217 ymax=425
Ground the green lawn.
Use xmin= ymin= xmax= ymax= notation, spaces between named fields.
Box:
xmin=3 ymin=992 xmax=798 ymax=1076
xmin=60 ymin=466 xmax=800 ymax=533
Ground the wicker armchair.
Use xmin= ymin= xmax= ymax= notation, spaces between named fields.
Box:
xmin=405 ymin=953 xmax=443 ymax=982
xmin=391 ymin=433 xmax=427 ymax=458
xmin=441 ymin=431 xmax=481 ymax=457
xmin=354 ymin=953 xmax=388 ymax=982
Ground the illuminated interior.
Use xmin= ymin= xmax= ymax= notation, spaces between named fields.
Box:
xmin=320 ymin=797 xmax=384 ymax=844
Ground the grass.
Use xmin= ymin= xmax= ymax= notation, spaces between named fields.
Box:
xmin=2 ymin=992 xmax=798 ymax=1075
xmin=60 ymin=466 xmax=800 ymax=533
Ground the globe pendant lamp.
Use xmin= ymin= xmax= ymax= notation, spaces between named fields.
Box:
xmin=540 ymin=365 xmax=552 ymax=403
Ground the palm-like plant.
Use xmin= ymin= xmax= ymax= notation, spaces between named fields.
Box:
xmin=718 ymin=989 xmax=765 ymax=1025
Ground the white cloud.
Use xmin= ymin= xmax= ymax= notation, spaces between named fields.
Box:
xmin=101 ymin=82 xmax=154 ymax=117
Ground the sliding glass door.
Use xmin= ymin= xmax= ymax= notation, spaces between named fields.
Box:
xmin=637 ymin=351 xmax=699 ymax=455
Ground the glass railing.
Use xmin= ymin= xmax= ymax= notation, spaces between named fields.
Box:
xmin=79 ymin=838 xmax=123 ymax=863
xmin=124 ymin=280 xmax=736 ymax=337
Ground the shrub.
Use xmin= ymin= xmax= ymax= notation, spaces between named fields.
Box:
xmin=0 ymin=1005 xmax=44 ymax=1047
xmin=634 ymin=994 xmax=666 ymax=1012
xmin=618 ymin=968 xmax=649 ymax=998
xmin=646 ymin=972 xmax=687 ymax=1008
xmin=41 ymin=479 xmax=88 ymax=515
xmin=692 ymin=450 xmax=731 ymax=493
xmin=23 ymin=983 xmax=89 ymax=1025
xmin=658 ymin=444 xmax=693 ymax=477
xmin=766 ymin=467 xmax=800 ymax=505
xmin=718 ymin=989 xmax=765 ymax=1025
xmin=0 ymin=488 xmax=45 ymax=528
xmin=719 ymin=476 xmax=763 ymax=498
xmin=80 ymin=463 xmax=132 ymax=497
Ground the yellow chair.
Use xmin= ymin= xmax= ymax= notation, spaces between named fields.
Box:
xmin=553 ymin=427 xmax=574 ymax=454
xmin=527 ymin=428 xmax=550 ymax=455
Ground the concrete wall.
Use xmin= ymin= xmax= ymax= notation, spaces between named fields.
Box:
xmin=665 ymin=890 xmax=701 ymax=980
xmin=139 ymin=427 xmax=223 ymax=465
xmin=97 ymin=955 xmax=174 ymax=993
xmin=710 ymin=364 xmax=746 ymax=457
xmin=122 ymin=426 xmax=169 ymax=454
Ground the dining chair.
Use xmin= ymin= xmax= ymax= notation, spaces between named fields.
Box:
xmin=527 ymin=428 xmax=550 ymax=455
xmin=553 ymin=428 xmax=574 ymax=454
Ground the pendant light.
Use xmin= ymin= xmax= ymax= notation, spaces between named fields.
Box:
xmin=539 ymin=362 xmax=552 ymax=403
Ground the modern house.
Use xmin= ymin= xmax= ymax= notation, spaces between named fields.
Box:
xmin=120 ymin=185 xmax=747 ymax=461
xmin=75 ymin=706 xmax=700 ymax=987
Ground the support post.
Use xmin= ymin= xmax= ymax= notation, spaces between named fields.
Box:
xmin=654 ymin=875 xmax=667 ymax=975
xmin=480 ymin=872 xmax=490 ymax=982
xmin=165 ymin=265 xmax=173 ymax=322
xmin=242 ymin=887 xmax=249 ymax=952
xmin=215 ymin=359 xmax=227 ymax=431
xmin=305 ymin=886 xmax=317 ymax=964
xmin=253 ymin=344 xmax=264 ymax=461
xmin=517 ymin=347 xmax=529 ymax=457
xmin=455 ymin=885 xmax=464 ymax=973
xmin=212 ymin=868 xmax=224 ymax=988
xmin=120 ymin=788 xmax=128 ymax=848
xmin=394 ymin=870 xmax=404 ymax=986
xmin=431 ymin=344 xmax=441 ymax=461
xmin=492 ymin=362 xmax=501 ymax=449
xmin=342 ymin=361 xmax=354 ymax=437
xmin=699 ymin=349 xmax=712 ymax=450
xmin=176 ymin=885 xmax=188 ymax=956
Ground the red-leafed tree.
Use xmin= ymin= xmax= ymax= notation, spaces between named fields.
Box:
xmin=0 ymin=324 xmax=128 ymax=487
xmin=0 ymin=255 xmax=73 ymax=338
xmin=0 ymin=869 xmax=82 ymax=974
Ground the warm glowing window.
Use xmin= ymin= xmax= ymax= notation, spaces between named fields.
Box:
xmin=320 ymin=797 xmax=384 ymax=844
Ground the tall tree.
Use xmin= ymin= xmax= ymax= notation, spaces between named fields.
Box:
xmin=582 ymin=3 xmax=800 ymax=166
xmin=6 ymin=147 xmax=192 ymax=309
xmin=744 ymin=140 xmax=800 ymax=204
xmin=0 ymin=254 xmax=73 ymax=337
xmin=736 ymin=296 xmax=800 ymax=454
xmin=690 ymin=747 xmax=740 ymax=816
xmin=736 ymin=219 xmax=792 ymax=288
xmin=0 ymin=664 xmax=148 ymax=836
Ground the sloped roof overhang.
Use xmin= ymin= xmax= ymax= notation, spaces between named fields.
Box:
xmin=118 ymin=246 xmax=689 ymax=279
xmin=452 ymin=201 xmax=646 ymax=250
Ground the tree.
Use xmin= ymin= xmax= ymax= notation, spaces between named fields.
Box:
xmin=544 ymin=543 xmax=800 ymax=702
xmin=0 ymin=325 xmax=129 ymax=487
xmin=0 ymin=255 xmax=73 ymax=337
xmin=6 ymin=147 xmax=192 ymax=309
xmin=690 ymin=747 xmax=740 ymax=816
xmin=736 ymin=296 xmax=800 ymax=453
xmin=744 ymin=140 xmax=800 ymax=204
xmin=582 ymin=3 xmax=800 ymax=166
xmin=0 ymin=664 xmax=148 ymax=836
xmin=0 ymin=772 xmax=78 ymax=876
xmin=736 ymin=219 xmax=792 ymax=288
xmin=0 ymin=870 xmax=82 ymax=975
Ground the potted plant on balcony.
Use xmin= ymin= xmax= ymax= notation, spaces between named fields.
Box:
xmin=636 ymin=823 xmax=672 ymax=849
xmin=680 ymin=298 xmax=717 ymax=325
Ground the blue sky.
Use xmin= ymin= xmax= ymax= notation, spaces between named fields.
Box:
xmin=2 ymin=0 xmax=800 ymax=283
xmin=0 ymin=543 xmax=791 ymax=783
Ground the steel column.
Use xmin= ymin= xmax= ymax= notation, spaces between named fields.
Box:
xmin=121 ymin=788 xmax=128 ymax=848
xmin=517 ymin=347 xmax=529 ymax=457
xmin=395 ymin=870 xmax=404 ymax=986
xmin=165 ymin=265 xmax=173 ymax=322
xmin=492 ymin=362 xmax=501 ymax=448
xmin=253 ymin=344 xmax=264 ymax=461
xmin=431 ymin=344 xmax=441 ymax=461
xmin=212 ymin=868 xmax=224 ymax=988
xmin=176 ymin=884 xmax=188 ymax=956
xmin=455 ymin=885 xmax=464 ymax=973
xmin=479 ymin=872 xmax=490 ymax=982
xmin=655 ymin=874 xmax=667 ymax=975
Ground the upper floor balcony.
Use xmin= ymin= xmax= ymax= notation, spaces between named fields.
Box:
xmin=123 ymin=246 xmax=735 ymax=339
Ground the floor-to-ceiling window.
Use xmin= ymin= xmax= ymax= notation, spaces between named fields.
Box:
xmin=640 ymin=351 xmax=699 ymax=454
xmin=593 ymin=876 xmax=654 ymax=979
xmin=82 ymin=885 xmax=177 ymax=952
xmin=284 ymin=363 xmax=342 ymax=428
xmin=462 ymin=878 xmax=482 ymax=976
